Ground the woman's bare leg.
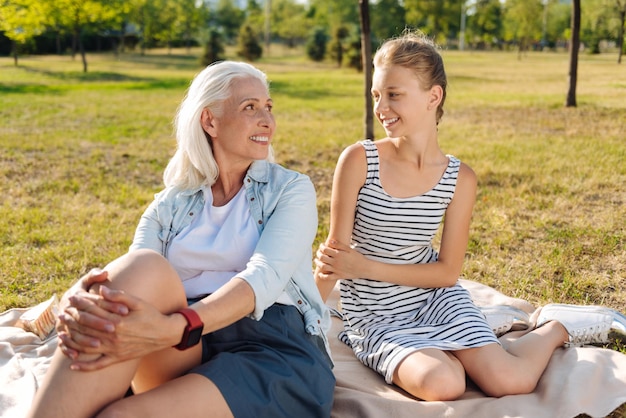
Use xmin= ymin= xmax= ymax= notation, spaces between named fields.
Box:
xmin=97 ymin=374 xmax=233 ymax=418
xmin=27 ymin=249 xmax=198 ymax=418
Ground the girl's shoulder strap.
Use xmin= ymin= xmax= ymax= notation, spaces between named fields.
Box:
xmin=358 ymin=140 xmax=379 ymax=184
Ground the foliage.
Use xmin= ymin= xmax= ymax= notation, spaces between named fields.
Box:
xmin=308 ymin=0 xmax=358 ymax=30
xmin=404 ymin=0 xmax=463 ymax=43
xmin=502 ymin=0 xmax=544 ymax=52
xmin=306 ymin=27 xmax=328 ymax=61
xmin=466 ymin=0 xmax=504 ymax=49
xmin=328 ymin=25 xmax=349 ymax=67
xmin=214 ymin=0 xmax=246 ymax=42
xmin=242 ymin=0 xmax=264 ymax=39
xmin=200 ymin=29 xmax=225 ymax=66
xmin=581 ymin=0 xmax=626 ymax=55
xmin=1 ymin=0 xmax=625 ymax=65
xmin=345 ymin=34 xmax=364 ymax=72
xmin=371 ymin=0 xmax=406 ymax=41
xmin=271 ymin=0 xmax=312 ymax=47
xmin=0 ymin=0 xmax=46 ymax=45
xmin=236 ymin=24 xmax=263 ymax=61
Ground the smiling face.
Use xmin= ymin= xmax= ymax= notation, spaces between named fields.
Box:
xmin=371 ymin=64 xmax=437 ymax=138
xmin=202 ymin=76 xmax=275 ymax=165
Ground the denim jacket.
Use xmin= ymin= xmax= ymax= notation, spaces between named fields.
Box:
xmin=129 ymin=160 xmax=332 ymax=357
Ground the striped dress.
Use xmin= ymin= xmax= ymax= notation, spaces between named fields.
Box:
xmin=338 ymin=140 xmax=498 ymax=384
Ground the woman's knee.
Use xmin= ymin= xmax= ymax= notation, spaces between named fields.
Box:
xmin=98 ymin=249 xmax=186 ymax=311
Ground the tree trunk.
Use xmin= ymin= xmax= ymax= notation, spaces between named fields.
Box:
xmin=11 ymin=40 xmax=18 ymax=66
xmin=566 ymin=0 xmax=581 ymax=107
xmin=359 ymin=0 xmax=374 ymax=140
xmin=618 ymin=10 xmax=625 ymax=64
xmin=79 ymin=33 xmax=88 ymax=73
xmin=264 ymin=0 xmax=271 ymax=55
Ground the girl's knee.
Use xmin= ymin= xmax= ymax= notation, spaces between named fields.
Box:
xmin=418 ymin=364 xmax=466 ymax=401
xmin=394 ymin=358 xmax=466 ymax=401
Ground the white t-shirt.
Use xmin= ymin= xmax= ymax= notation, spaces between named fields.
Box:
xmin=167 ymin=187 xmax=293 ymax=306
xmin=168 ymin=187 xmax=259 ymax=298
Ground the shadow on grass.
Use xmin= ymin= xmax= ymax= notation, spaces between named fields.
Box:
xmin=0 ymin=65 xmax=190 ymax=94
xmin=120 ymin=51 xmax=202 ymax=69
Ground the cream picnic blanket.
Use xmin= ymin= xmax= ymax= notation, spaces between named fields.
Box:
xmin=1 ymin=279 xmax=625 ymax=418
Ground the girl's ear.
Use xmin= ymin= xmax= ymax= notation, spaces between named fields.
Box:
xmin=429 ymin=85 xmax=444 ymax=109
xmin=201 ymin=108 xmax=218 ymax=137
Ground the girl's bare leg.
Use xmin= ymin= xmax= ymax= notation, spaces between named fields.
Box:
xmin=392 ymin=348 xmax=466 ymax=401
xmin=27 ymin=249 xmax=198 ymax=418
xmin=454 ymin=321 xmax=568 ymax=397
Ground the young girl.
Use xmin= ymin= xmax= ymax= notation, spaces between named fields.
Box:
xmin=314 ymin=32 xmax=625 ymax=401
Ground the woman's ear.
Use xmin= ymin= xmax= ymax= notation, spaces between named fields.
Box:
xmin=201 ymin=108 xmax=218 ymax=137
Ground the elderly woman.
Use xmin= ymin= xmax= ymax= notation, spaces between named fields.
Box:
xmin=28 ymin=61 xmax=335 ymax=418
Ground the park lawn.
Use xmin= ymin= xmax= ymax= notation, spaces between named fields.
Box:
xmin=0 ymin=47 xmax=624 ymax=351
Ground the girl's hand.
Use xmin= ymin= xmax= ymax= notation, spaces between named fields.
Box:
xmin=60 ymin=286 xmax=180 ymax=371
xmin=314 ymin=239 xmax=366 ymax=281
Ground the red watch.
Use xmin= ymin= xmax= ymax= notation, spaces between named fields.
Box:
xmin=173 ymin=308 xmax=204 ymax=350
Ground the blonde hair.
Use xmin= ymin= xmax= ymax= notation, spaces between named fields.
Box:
xmin=163 ymin=61 xmax=273 ymax=189
xmin=374 ymin=31 xmax=447 ymax=124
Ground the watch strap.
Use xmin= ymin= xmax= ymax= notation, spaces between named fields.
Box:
xmin=173 ymin=308 xmax=203 ymax=350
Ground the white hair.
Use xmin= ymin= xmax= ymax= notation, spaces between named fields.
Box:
xmin=163 ymin=61 xmax=274 ymax=189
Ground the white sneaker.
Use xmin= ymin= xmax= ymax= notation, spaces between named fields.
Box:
xmin=480 ymin=305 xmax=531 ymax=337
xmin=536 ymin=303 xmax=626 ymax=347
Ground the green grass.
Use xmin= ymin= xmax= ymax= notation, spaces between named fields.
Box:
xmin=1 ymin=47 xmax=625 ymax=415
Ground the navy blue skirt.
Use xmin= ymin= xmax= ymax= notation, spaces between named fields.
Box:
xmin=189 ymin=304 xmax=335 ymax=418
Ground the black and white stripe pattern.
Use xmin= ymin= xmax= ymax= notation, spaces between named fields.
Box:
xmin=339 ymin=140 xmax=498 ymax=383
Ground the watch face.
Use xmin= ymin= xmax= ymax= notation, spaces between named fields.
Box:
xmin=187 ymin=327 xmax=203 ymax=347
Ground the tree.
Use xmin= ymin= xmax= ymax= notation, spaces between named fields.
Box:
xmin=0 ymin=0 xmax=47 ymax=66
xmin=175 ymin=0 xmax=203 ymax=53
xmin=503 ymin=0 xmax=543 ymax=57
xmin=237 ymin=24 xmax=263 ymax=61
xmin=542 ymin=0 xmax=571 ymax=50
xmin=345 ymin=33 xmax=363 ymax=71
xmin=63 ymin=0 xmax=120 ymax=71
xmin=201 ymin=29 xmax=225 ymax=66
xmin=328 ymin=25 xmax=350 ymax=67
xmin=359 ymin=0 xmax=374 ymax=140
xmin=581 ymin=0 xmax=614 ymax=53
xmin=467 ymin=0 xmax=503 ymax=49
xmin=128 ymin=0 xmax=159 ymax=55
xmin=404 ymin=0 xmax=463 ymax=44
xmin=610 ymin=0 xmax=626 ymax=63
xmin=306 ymin=27 xmax=328 ymax=61
xmin=151 ymin=0 xmax=178 ymax=52
xmin=566 ymin=0 xmax=581 ymax=107
xmin=309 ymin=0 xmax=359 ymax=31
xmin=271 ymin=0 xmax=311 ymax=48
xmin=371 ymin=0 xmax=406 ymax=40
xmin=241 ymin=0 xmax=264 ymax=38
xmin=215 ymin=0 xmax=245 ymax=43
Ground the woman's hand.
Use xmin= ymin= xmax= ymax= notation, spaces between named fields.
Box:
xmin=314 ymin=239 xmax=367 ymax=281
xmin=57 ymin=269 xmax=129 ymax=359
xmin=60 ymin=285 xmax=181 ymax=371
